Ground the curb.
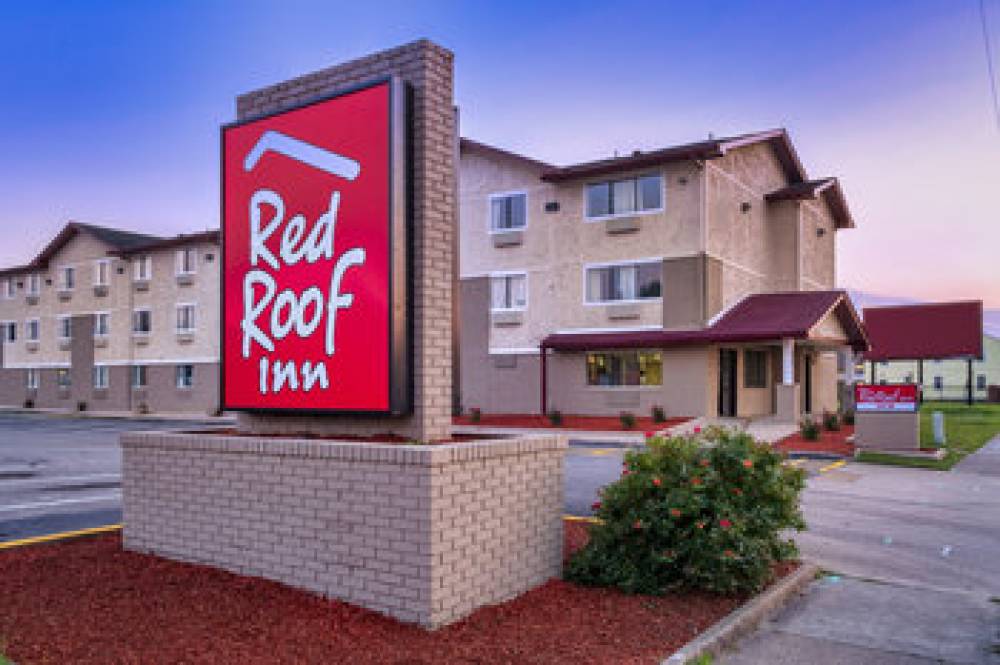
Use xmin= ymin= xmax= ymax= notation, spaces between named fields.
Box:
xmin=0 ymin=524 xmax=122 ymax=551
xmin=661 ymin=561 xmax=819 ymax=665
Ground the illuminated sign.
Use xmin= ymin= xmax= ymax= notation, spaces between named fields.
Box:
xmin=221 ymin=78 xmax=409 ymax=414
xmin=854 ymin=383 xmax=919 ymax=412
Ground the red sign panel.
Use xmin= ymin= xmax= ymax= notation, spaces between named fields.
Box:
xmin=221 ymin=79 xmax=409 ymax=414
xmin=854 ymin=383 xmax=919 ymax=412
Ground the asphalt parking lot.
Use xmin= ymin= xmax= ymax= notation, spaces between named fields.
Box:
xmin=0 ymin=412 xmax=212 ymax=541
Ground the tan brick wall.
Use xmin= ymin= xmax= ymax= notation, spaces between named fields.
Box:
xmin=122 ymin=431 xmax=565 ymax=628
xmin=235 ymin=39 xmax=455 ymax=442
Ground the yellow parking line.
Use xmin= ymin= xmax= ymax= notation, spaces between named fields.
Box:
xmin=563 ymin=515 xmax=603 ymax=524
xmin=587 ymin=449 xmax=615 ymax=456
xmin=819 ymin=460 xmax=848 ymax=473
xmin=0 ymin=523 xmax=122 ymax=551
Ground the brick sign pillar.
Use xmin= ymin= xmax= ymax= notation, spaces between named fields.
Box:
xmin=234 ymin=39 xmax=454 ymax=441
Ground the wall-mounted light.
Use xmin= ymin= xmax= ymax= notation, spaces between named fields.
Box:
xmin=544 ymin=201 xmax=560 ymax=213
xmin=678 ymin=176 xmax=688 ymax=186
xmin=817 ymin=227 xmax=826 ymax=237
xmin=740 ymin=202 xmax=752 ymax=214
xmin=205 ymin=253 xmax=215 ymax=262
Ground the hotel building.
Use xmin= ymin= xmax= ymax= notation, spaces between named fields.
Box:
xmin=0 ymin=223 xmax=219 ymax=414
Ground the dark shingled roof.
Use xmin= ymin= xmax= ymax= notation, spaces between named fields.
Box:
xmin=542 ymin=290 xmax=868 ymax=352
xmin=863 ymin=301 xmax=983 ymax=361
xmin=110 ymin=230 xmax=220 ymax=256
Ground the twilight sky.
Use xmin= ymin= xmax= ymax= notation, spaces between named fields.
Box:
xmin=0 ymin=1 xmax=998 ymax=305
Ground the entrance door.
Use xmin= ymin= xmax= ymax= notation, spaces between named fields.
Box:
xmin=718 ymin=348 xmax=738 ymax=418
xmin=804 ymin=354 xmax=813 ymax=414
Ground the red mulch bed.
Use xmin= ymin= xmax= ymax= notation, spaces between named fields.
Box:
xmin=0 ymin=523 xmax=792 ymax=665
xmin=453 ymin=413 xmax=689 ymax=433
xmin=775 ymin=424 xmax=855 ymax=457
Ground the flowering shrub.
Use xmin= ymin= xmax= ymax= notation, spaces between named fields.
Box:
xmin=565 ymin=428 xmax=805 ymax=595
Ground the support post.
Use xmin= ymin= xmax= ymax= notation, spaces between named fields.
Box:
xmin=871 ymin=361 xmax=877 ymax=384
xmin=917 ymin=359 xmax=924 ymax=404
xmin=540 ymin=346 xmax=548 ymax=415
xmin=782 ymin=338 xmax=795 ymax=385
xmin=968 ymin=358 xmax=974 ymax=406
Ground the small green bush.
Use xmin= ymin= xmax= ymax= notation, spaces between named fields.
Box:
xmin=469 ymin=407 xmax=481 ymax=423
xmin=566 ymin=429 xmax=805 ymax=595
xmin=841 ymin=410 xmax=855 ymax=426
xmin=651 ymin=405 xmax=667 ymax=423
xmin=823 ymin=411 xmax=841 ymax=431
xmin=548 ymin=409 xmax=564 ymax=426
xmin=620 ymin=411 xmax=636 ymax=430
xmin=800 ymin=417 xmax=820 ymax=441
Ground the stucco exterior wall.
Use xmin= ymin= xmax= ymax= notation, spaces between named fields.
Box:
xmin=800 ymin=199 xmax=836 ymax=289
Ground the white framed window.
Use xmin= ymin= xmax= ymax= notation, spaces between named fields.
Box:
xmin=977 ymin=374 xmax=988 ymax=391
xmin=132 ymin=309 xmax=152 ymax=335
xmin=94 ymin=312 xmax=110 ymax=337
xmin=26 ymin=318 xmax=40 ymax=341
xmin=586 ymin=351 xmax=663 ymax=386
xmin=1 ymin=321 xmax=15 ymax=343
xmin=59 ymin=266 xmax=75 ymax=290
xmin=175 ymin=364 xmax=194 ymax=389
xmin=176 ymin=248 xmax=197 ymax=275
xmin=132 ymin=365 xmax=148 ymax=388
xmin=490 ymin=273 xmax=527 ymax=311
xmin=2 ymin=278 xmax=13 ymax=299
xmin=585 ymin=173 xmax=663 ymax=220
xmin=26 ymin=368 xmax=39 ymax=390
xmin=93 ymin=259 xmax=111 ymax=287
xmin=93 ymin=365 xmax=109 ymax=389
xmin=176 ymin=303 xmax=196 ymax=333
xmin=584 ymin=260 xmax=662 ymax=304
xmin=489 ymin=191 xmax=527 ymax=232
xmin=56 ymin=368 xmax=71 ymax=388
xmin=133 ymin=255 xmax=152 ymax=281
xmin=933 ymin=376 xmax=943 ymax=390
xmin=58 ymin=316 xmax=72 ymax=340
xmin=26 ymin=273 xmax=40 ymax=296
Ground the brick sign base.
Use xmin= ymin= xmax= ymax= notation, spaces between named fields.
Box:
xmin=121 ymin=433 xmax=566 ymax=628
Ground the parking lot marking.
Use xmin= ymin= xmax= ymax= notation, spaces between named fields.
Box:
xmin=0 ymin=493 xmax=121 ymax=513
xmin=819 ymin=459 xmax=848 ymax=473
xmin=0 ymin=523 xmax=122 ymax=550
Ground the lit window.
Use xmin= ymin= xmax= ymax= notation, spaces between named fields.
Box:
xmin=586 ymin=351 xmax=662 ymax=386
xmin=490 ymin=274 xmax=527 ymax=310
xmin=489 ymin=192 xmax=527 ymax=232
xmin=585 ymin=262 xmax=661 ymax=303
xmin=585 ymin=174 xmax=662 ymax=219
xmin=175 ymin=364 xmax=194 ymax=389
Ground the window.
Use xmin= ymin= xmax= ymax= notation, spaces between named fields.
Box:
xmin=2 ymin=278 xmax=13 ymax=299
xmin=94 ymin=312 xmax=110 ymax=337
xmin=134 ymin=255 xmax=152 ymax=281
xmin=94 ymin=260 xmax=111 ymax=287
xmin=933 ymin=376 xmax=943 ymax=390
xmin=585 ymin=261 xmax=661 ymax=303
xmin=93 ymin=365 xmax=109 ymax=389
xmin=176 ymin=248 xmax=197 ymax=275
xmin=26 ymin=319 xmax=39 ymax=341
xmin=978 ymin=374 xmax=988 ymax=391
xmin=489 ymin=192 xmax=527 ymax=232
xmin=58 ymin=316 xmax=72 ymax=340
xmin=57 ymin=369 xmax=71 ymax=388
xmin=904 ymin=373 xmax=914 ymax=384
xmin=26 ymin=369 xmax=39 ymax=390
xmin=1 ymin=321 xmax=15 ymax=343
xmin=490 ymin=274 xmax=527 ymax=310
xmin=585 ymin=174 xmax=663 ymax=219
xmin=60 ymin=266 xmax=75 ymax=290
xmin=176 ymin=304 xmax=196 ymax=332
xmin=586 ymin=351 xmax=662 ymax=386
xmin=744 ymin=349 xmax=768 ymax=388
xmin=132 ymin=309 xmax=152 ymax=335
xmin=132 ymin=365 xmax=148 ymax=389
xmin=27 ymin=274 xmax=40 ymax=296
xmin=175 ymin=364 xmax=194 ymax=389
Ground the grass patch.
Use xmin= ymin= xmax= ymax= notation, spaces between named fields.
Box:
xmin=858 ymin=402 xmax=1000 ymax=470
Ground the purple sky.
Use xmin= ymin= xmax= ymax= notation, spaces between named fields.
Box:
xmin=0 ymin=1 xmax=998 ymax=305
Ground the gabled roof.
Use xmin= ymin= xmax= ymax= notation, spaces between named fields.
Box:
xmin=766 ymin=178 xmax=854 ymax=229
xmin=459 ymin=137 xmax=554 ymax=171
xmin=0 ymin=222 xmax=163 ymax=277
xmin=541 ymin=290 xmax=869 ymax=352
xmin=538 ymin=128 xmax=807 ymax=184
xmin=863 ymin=301 xmax=983 ymax=361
